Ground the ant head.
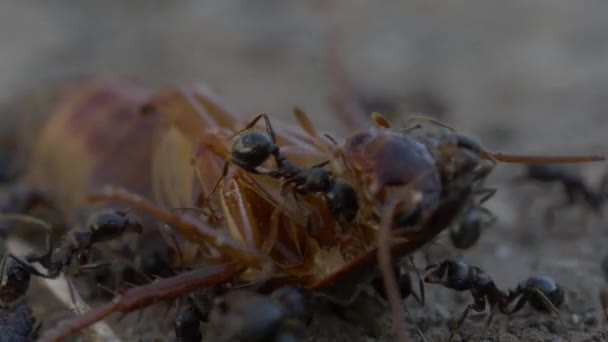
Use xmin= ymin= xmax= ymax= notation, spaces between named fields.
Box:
xmin=231 ymin=130 xmax=278 ymax=169
xmin=324 ymin=180 xmax=359 ymax=226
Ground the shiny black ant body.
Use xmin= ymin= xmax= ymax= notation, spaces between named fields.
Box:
xmin=424 ymin=259 xmax=565 ymax=340
xmin=226 ymin=113 xmax=359 ymax=226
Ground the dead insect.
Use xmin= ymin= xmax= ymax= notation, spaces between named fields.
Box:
xmin=18 ymin=80 xmax=601 ymax=342
xmin=516 ymin=164 xmax=607 ymax=223
xmin=424 ymin=260 xmax=566 ymax=340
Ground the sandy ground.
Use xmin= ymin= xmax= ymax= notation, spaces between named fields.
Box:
xmin=1 ymin=1 xmax=608 ymax=341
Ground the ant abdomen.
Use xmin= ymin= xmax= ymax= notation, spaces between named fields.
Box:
xmin=520 ymin=276 xmax=565 ymax=313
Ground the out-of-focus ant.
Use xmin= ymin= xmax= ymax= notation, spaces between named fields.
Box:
xmin=218 ymin=112 xmax=359 ymax=227
xmin=0 ymin=253 xmax=33 ymax=304
xmin=424 ymin=259 xmax=566 ymax=340
xmin=4 ymin=209 xmax=142 ymax=305
xmin=22 ymin=209 xmax=142 ymax=279
xmin=371 ymin=257 xmax=425 ymax=306
xmin=0 ymin=247 xmax=40 ymax=340
xmin=515 ymin=164 xmax=608 ymax=223
xmin=201 ymin=286 xmax=314 ymax=342
xmin=449 ymin=203 xmax=497 ymax=251
xmin=174 ymin=289 xmax=215 ymax=342
xmin=600 ymin=255 xmax=608 ymax=323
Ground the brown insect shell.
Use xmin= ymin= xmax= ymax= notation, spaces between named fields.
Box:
xmin=196 ymin=132 xmax=371 ymax=282
xmin=336 ymin=127 xmax=442 ymax=228
xmin=26 ymin=79 xmax=160 ymax=219
xmin=143 ymin=87 xmax=370 ymax=281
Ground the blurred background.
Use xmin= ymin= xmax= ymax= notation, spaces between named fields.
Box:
xmin=1 ymin=1 xmax=607 ymax=340
xmin=1 ymin=0 xmax=607 ymax=152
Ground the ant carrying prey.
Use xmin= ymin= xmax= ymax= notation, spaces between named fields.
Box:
xmin=424 ymin=259 xmax=566 ymax=340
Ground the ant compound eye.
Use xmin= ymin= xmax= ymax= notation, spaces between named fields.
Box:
xmin=232 ymin=131 xmax=276 ymax=168
xmin=325 ymin=181 xmax=359 ymax=225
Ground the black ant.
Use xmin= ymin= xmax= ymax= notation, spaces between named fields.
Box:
xmin=222 ymin=113 xmax=359 ymax=227
xmin=449 ymin=203 xmax=496 ymax=251
xmin=424 ymin=259 xmax=566 ymax=340
xmin=516 ymin=164 xmax=607 ymax=223
xmin=6 ymin=209 xmax=142 ymax=304
xmin=0 ymin=252 xmax=40 ymax=340
xmin=174 ymin=289 xmax=215 ymax=342
xmin=202 ymin=286 xmax=314 ymax=342
xmin=0 ymin=253 xmax=33 ymax=304
xmin=372 ymin=257 xmax=425 ymax=306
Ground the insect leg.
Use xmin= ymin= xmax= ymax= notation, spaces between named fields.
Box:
xmin=377 ymin=200 xmax=408 ymax=342
xmin=38 ymin=262 xmax=243 ymax=342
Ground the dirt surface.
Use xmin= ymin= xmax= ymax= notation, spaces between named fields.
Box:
xmin=1 ymin=1 xmax=608 ymax=341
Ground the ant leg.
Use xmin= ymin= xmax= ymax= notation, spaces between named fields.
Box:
xmin=600 ymin=287 xmax=608 ymax=323
xmin=599 ymin=169 xmax=608 ymax=199
xmin=475 ymin=188 xmax=497 ymax=204
xmin=311 ymin=160 xmax=331 ymax=169
xmin=448 ymin=293 xmax=486 ymax=341
xmin=226 ymin=113 xmax=273 ymax=141
xmin=404 ymin=115 xmax=455 ymax=132
xmin=401 ymin=124 xmax=422 ymax=133
xmin=527 ymin=287 xmax=567 ymax=331
xmin=321 ymin=133 xmax=339 ymax=146
xmin=416 ymin=325 xmax=429 ymax=342
xmin=473 ymin=162 xmax=496 ymax=182
xmin=478 ymin=207 xmax=498 ymax=227
xmin=407 ymin=256 xmax=425 ymax=306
